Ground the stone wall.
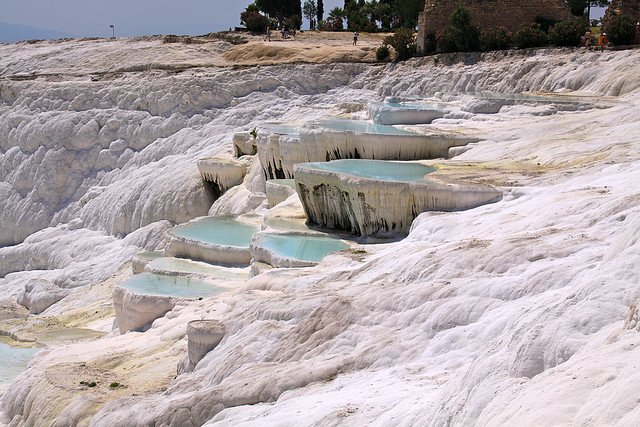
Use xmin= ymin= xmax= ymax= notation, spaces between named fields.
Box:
xmin=603 ymin=0 xmax=640 ymax=27
xmin=422 ymin=0 xmax=571 ymax=35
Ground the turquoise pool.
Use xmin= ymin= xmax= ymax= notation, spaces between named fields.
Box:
xmin=382 ymin=101 xmax=444 ymax=110
xmin=299 ymin=160 xmax=436 ymax=183
xmin=170 ymin=217 xmax=258 ymax=248
xmin=119 ymin=273 xmax=228 ymax=298
xmin=312 ymin=119 xmax=419 ymax=136
xmin=261 ymin=123 xmax=300 ymax=135
xmin=135 ymin=250 xmax=165 ymax=262
xmin=260 ymin=234 xmax=350 ymax=263
xmin=0 ymin=343 xmax=38 ymax=384
xmin=267 ymin=179 xmax=296 ymax=189
xmin=146 ymin=257 xmax=248 ymax=279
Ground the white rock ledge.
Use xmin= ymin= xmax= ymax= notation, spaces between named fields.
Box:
xmin=113 ymin=286 xmax=176 ymax=333
xmin=265 ymin=179 xmax=297 ymax=207
xmin=164 ymin=216 xmax=260 ymax=266
xmin=368 ymin=102 xmax=449 ymax=125
xmin=294 ymin=160 xmax=503 ymax=236
xmin=131 ymin=250 xmax=165 ymax=274
xmin=251 ymin=231 xmax=352 ymax=268
xmin=178 ymin=319 xmax=226 ymax=374
xmin=197 ymin=157 xmax=248 ymax=194
xmin=257 ymin=120 xmax=478 ymax=179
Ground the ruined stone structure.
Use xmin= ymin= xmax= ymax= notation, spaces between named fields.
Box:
xmin=603 ymin=0 xmax=640 ymax=26
xmin=417 ymin=0 xmax=571 ymax=53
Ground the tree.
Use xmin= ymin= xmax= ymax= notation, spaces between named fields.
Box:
xmin=317 ymin=0 xmax=324 ymax=24
xmin=303 ymin=0 xmax=318 ymax=30
xmin=241 ymin=4 xmax=271 ymax=32
xmin=255 ymin=0 xmax=303 ymax=23
xmin=436 ymin=6 xmax=480 ymax=52
xmin=325 ymin=7 xmax=346 ymax=31
xmin=566 ymin=0 xmax=610 ymax=17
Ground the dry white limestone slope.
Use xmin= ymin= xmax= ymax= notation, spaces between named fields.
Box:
xmin=0 ymin=39 xmax=639 ymax=426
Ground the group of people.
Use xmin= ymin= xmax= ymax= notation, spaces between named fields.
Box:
xmin=581 ymin=29 xmax=608 ymax=50
xmin=263 ymin=26 xmax=295 ymax=42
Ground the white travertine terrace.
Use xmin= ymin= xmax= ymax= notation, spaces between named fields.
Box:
xmin=295 ymin=160 xmax=503 ymax=236
xmin=2 ymin=38 xmax=640 ymax=427
xmin=265 ymin=179 xmax=297 ymax=207
xmin=131 ymin=250 xmax=165 ymax=274
xmin=257 ymin=121 xmax=479 ymax=179
xmin=17 ymin=279 xmax=67 ymax=315
xmin=196 ymin=157 xmax=249 ymax=195
xmin=113 ymin=286 xmax=176 ymax=333
xmin=178 ymin=320 xmax=226 ymax=374
xmin=164 ymin=216 xmax=261 ymax=266
xmin=232 ymin=131 xmax=256 ymax=157
xmin=251 ymin=231 xmax=351 ymax=268
xmin=368 ymin=102 xmax=449 ymax=125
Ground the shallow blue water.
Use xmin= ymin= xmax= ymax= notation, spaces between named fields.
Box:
xmin=261 ymin=123 xmax=300 ymax=135
xmin=170 ymin=217 xmax=258 ymax=248
xmin=119 ymin=272 xmax=227 ymax=298
xmin=382 ymin=102 xmax=444 ymax=110
xmin=260 ymin=234 xmax=349 ymax=262
xmin=147 ymin=257 xmax=248 ymax=279
xmin=0 ymin=343 xmax=38 ymax=384
xmin=268 ymin=179 xmax=296 ymax=188
xmin=313 ymin=119 xmax=419 ymax=136
xmin=300 ymin=160 xmax=436 ymax=183
xmin=135 ymin=250 xmax=165 ymax=261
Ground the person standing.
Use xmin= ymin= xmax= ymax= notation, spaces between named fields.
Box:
xmin=264 ymin=26 xmax=271 ymax=42
xmin=598 ymin=32 xmax=608 ymax=50
xmin=353 ymin=31 xmax=359 ymax=46
xmin=635 ymin=22 xmax=640 ymax=45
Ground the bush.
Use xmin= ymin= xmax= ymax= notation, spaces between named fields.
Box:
xmin=480 ymin=27 xmax=511 ymax=51
xmin=513 ymin=23 xmax=548 ymax=49
xmin=240 ymin=11 xmax=271 ymax=33
xmin=376 ymin=44 xmax=391 ymax=61
xmin=383 ymin=28 xmax=417 ymax=61
xmin=548 ymin=16 xmax=589 ymax=46
xmin=605 ymin=14 xmax=636 ymax=46
xmin=286 ymin=14 xmax=303 ymax=31
xmin=535 ymin=16 xmax=559 ymax=33
xmin=435 ymin=6 xmax=481 ymax=53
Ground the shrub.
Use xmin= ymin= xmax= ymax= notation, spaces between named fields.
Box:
xmin=286 ymin=14 xmax=303 ymax=30
xmin=535 ymin=16 xmax=558 ymax=33
xmin=383 ymin=28 xmax=417 ymax=61
xmin=436 ymin=6 xmax=480 ymax=53
xmin=376 ymin=44 xmax=391 ymax=61
xmin=513 ymin=23 xmax=548 ymax=49
xmin=480 ymin=27 xmax=511 ymax=51
xmin=240 ymin=11 xmax=271 ymax=33
xmin=548 ymin=16 xmax=589 ymax=46
xmin=424 ymin=33 xmax=437 ymax=54
xmin=605 ymin=14 xmax=636 ymax=46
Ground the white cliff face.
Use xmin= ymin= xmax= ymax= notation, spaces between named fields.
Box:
xmin=1 ymin=39 xmax=639 ymax=426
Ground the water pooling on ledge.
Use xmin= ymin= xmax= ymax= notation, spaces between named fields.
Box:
xmin=310 ymin=119 xmax=419 ymax=135
xmin=145 ymin=257 xmax=249 ymax=279
xmin=369 ymin=101 xmax=449 ymax=125
xmin=170 ymin=217 xmax=257 ymax=248
xmin=114 ymin=272 xmax=231 ymax=333
xmin=132 ymin=250 xmax=165 ymax=274
xmin=258 ymin=118 xmax=477 ymax=180
xmin=260 ymin=123 xmax=300 ymax=136
xmin=165 ymin=217 xmax=260 ymax=265
xmin=0 ymin=343 xmax=38 ymax=383
xmin=295 ymin=159 xmax=503 ymax=236
xmin=119 ymin=272 xmax=227 ymax=298
xmin=305 ymin=159 xmax=436 ymax=183
xmin=251 ymin=233 xmax=351 ymax=268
